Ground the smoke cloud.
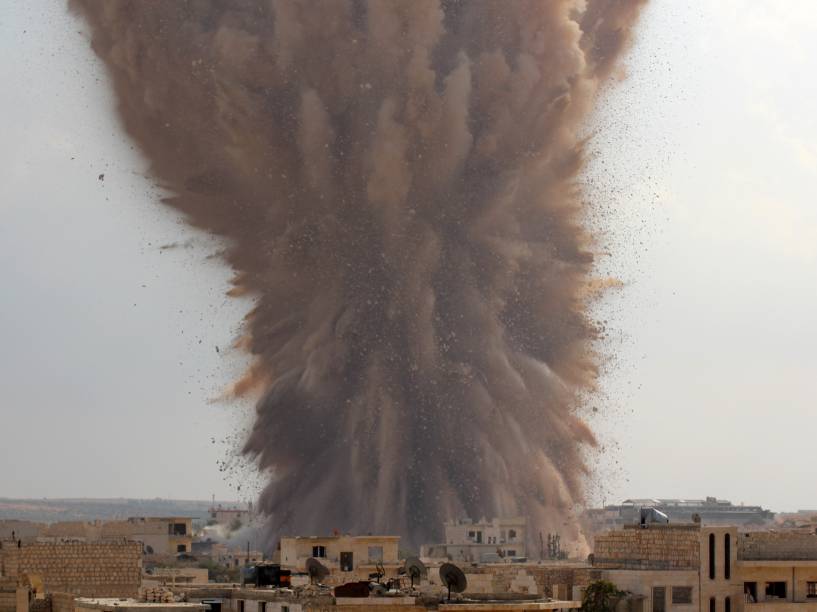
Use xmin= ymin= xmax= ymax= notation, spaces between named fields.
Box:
xmin=71 ymin=0 xmax=645 ymax=548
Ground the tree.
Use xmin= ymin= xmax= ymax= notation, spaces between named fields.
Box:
xmin=581 ymin=580 xmax=628 ymax=612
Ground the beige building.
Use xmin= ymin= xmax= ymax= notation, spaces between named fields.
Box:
xmin=422 ymin=518 xmax=527 ymax=563
xmin=280 ymin=535 xmax=400 ymax=583
xmin=209 ymin=504 xmax=253 ymax=528
xmin=592 ymin=524 xmax=817 ymax=612
xmin=1 ymin=517 xmax=193 ymax=556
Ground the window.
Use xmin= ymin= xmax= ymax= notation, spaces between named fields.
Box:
xmin=745 ymin=582 xmax=758 ymax=603
xmin=709 ymin=534 xmax=716 ymax=580
xmin=807 ymin=582 xmax=817 ymax=598
xmin=709 ymin=597 xmax=716 ymax=612
xmin=476 ymin=531 xmax=483 ymax=543
xmin=340 ymin=551 xmax=354 ymax=571
xmin=508 ymin=529 xmax=517 ymax=541
xmin=506 ymin=549 xmax=517 ymax=557
xmin=281 ymin=607 xmax=289 ymax=612
xmin=725 ymin=597 xmax=731 ymax=612
xmin=258 ymin=603 xmax=266 ymax=612
xmin=652 ymin=587 xmax=666 ymax=612
xmin=169 ymin=522 xmax=187 ymax=535
xmin=765 ymin=582 xmax=787 ymax=600
xmin=368 ymin=546 xmax=383 ymax=562
xmin=237 ymin=601 xmax=244 ymax=612
xmin=312 ymin=545 xmax=326 ymax=558
xmin=724 ymin=534 xmax=731 ymax=580
xmin=672 ymin=587 xmax=693 ymax=604
xmin=468 ymin=531 xmax=476 ymax=540
xmin=177 ymin=544 xmax=187 ymax=553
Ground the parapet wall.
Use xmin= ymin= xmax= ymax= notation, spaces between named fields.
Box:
xmin=739 ymin=532 xmax=817 ymax=561
xmin=0 ymin=542 xmax=141 ymax=597
xmin=593 ymin=526 xmax=700 ymax=570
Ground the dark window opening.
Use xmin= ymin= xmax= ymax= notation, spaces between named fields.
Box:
xmin=652 ymin=587 xmax=666 ymax=612
xmin=672 ymin=587 xmax=693 ymax=604
xmin=281 ymin=607 xmax=289 ymax=612
xmin=340 ymin=551 xmax=354 ymax=571
xmin=468 ymin=531 xmax=475 ymax=540
xmin=709 ymin=597 xmax=716 ymax=612
xmin=765 ymin=582 xmax=787 ymax=600
xmin=176 ymin=544 xmax=187 ymax=553
xmin=508 ymin=529 xmax=517 ymax=540
xmin=506 ymin=550 xmax=517 ymax=557
xmin=170 ymin=523 xmax=187 ymax=535
xmin=476 ymin=531 xmax=483 ymax=543
xmin=312 ymin=545 xmax=326 ymax=558
xmin=725 ymin=597 xmax=731 ymax=612
xmin=709 ymin=534 xmax=716 ymax=580
xmin=745 ymin=582 xmax=758 ymax=603
xmin=724 ymin=534 xmax=731 ymax=580
xmin=237 ymin=601 xmax=244 ymax=612
xmin=258 ymin=603 xmax=266 ymax=612
xmin=807 ymin=582 xmax=817 ymax=598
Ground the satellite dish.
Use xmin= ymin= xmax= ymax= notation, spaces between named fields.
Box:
xmin=439 ymin=563 xmax=467 ymax=600
xmin=306 ymin=557 xmax=329 ymax=584
xmin=404 ymin=557 xmax=427 ymax=588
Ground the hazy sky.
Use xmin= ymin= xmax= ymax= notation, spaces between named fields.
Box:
xmin=1 ymin=2 xmax=815 ymax=512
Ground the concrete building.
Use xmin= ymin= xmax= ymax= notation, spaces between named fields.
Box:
xmin=421 ymin=518 xmax=527 ymax=563
xmin=587 ymin=499 xmax=774 ymax=532
xmin=591 ymin=523 xmax=817 ymax=612
xmin=280 ymin=535 xmax=400 ymax=584
xmin=208 ymin=505 xmax=253 ymax=529
xmin=0 ymin=518 xmax=194 ymax=556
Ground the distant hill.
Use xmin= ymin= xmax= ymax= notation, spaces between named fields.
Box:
xmin=0 ymin=498 xmax=241 ymax=523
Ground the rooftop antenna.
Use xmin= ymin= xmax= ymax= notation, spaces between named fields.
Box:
xmin=404 ymin=557 xmax=427 ymax=589
xmin=306 ymin=557 xmax=329 ymax=585
xmin=439 ymin=563 xmax=467 ymax=601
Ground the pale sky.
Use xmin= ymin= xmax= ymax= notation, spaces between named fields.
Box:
xmin=1 ymin=2 xmax=815 ymax=512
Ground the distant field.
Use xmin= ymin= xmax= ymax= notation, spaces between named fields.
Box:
xmin=0 ymin=498 xmax=240 ymax=523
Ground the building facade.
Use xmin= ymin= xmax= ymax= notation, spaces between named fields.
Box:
xmin=422 ymin=518 xmax=527 ymax=563
xmin=592 ymin=524 xmax=817 ymax=612
xmin=280 ymin=535 xmax=400 ymax=584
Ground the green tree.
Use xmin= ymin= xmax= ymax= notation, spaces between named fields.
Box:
xmin=581 ymin=580 xmax=628 ymax=612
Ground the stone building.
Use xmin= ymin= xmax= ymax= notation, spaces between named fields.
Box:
xmin=421 ymin=518 xmax=527 ymax=563
xmin=592 ymin=523 xmax=817 ymax=612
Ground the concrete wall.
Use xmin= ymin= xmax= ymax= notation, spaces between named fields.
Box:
xmin=739 ymin=535 xmax=817 ymax=562
xmin=602 ymin=569 xmax=698 ymax=612
xmin=699 ymin=527 xmax=742 ymax=612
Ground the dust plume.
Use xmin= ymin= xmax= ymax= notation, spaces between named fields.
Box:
xmin=71 ymin=0 xmax=646 ymax=548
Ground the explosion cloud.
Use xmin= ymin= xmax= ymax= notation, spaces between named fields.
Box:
xmin=71 ymin=0 xmax=645 ymax=548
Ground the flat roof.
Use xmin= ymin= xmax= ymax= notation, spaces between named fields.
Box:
xmin=75 ymin=599 xmax=205 ymax=611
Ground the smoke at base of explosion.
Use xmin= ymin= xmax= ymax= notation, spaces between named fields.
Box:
xmin=71 ymin=0 xmax=646 ymax=550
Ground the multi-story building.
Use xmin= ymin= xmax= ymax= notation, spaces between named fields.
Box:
xmin=421 ymin=518 xmax=527 ymax=563
xmin=208 ymin=504 xmax=253 ymax=529
xmin=591 ymin=523 xmax=817 ymax=612
xmin=279 ymin=535 xmax=400 ymax=584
